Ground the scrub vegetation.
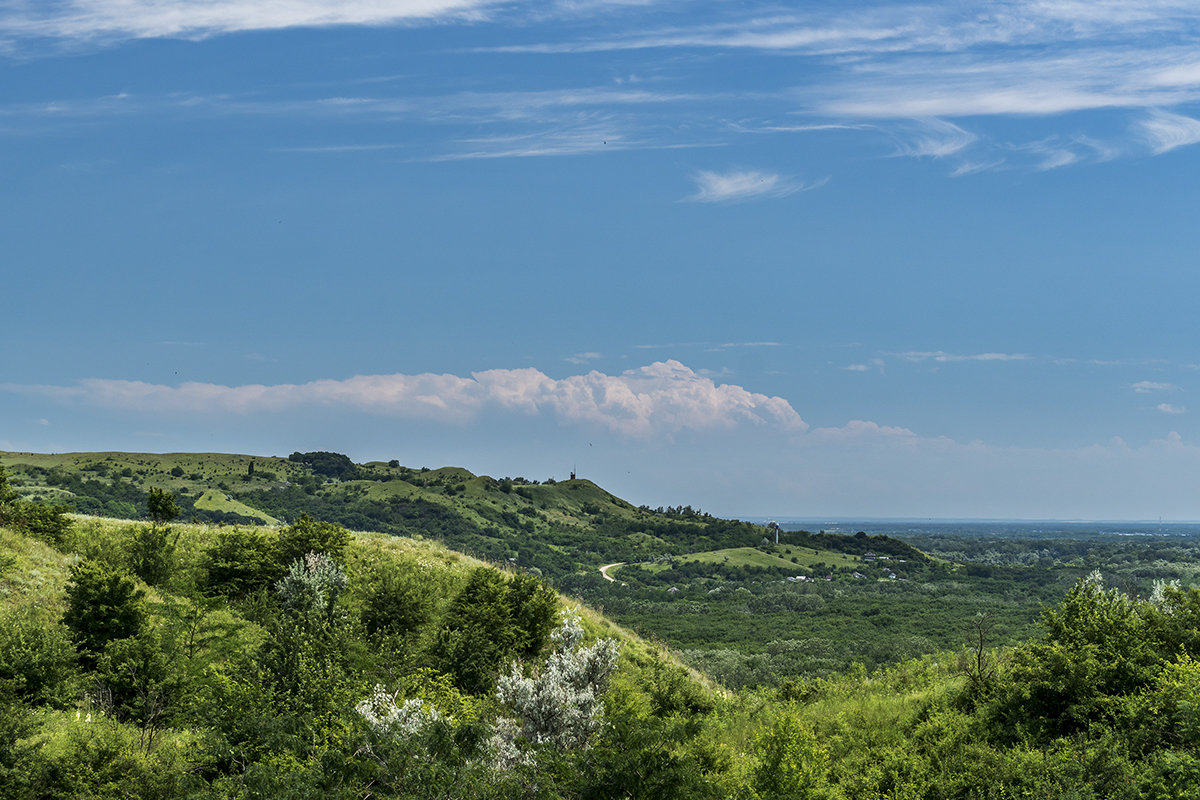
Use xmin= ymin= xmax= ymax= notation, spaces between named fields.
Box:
xmin=4 ymin=453 xmax=1200 ymax=797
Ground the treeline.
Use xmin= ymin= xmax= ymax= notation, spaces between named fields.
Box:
xmin=791 ymin=530 xmax=929 ymax=562
xmin=40 ymin=466 xmax=148 ymax=519
xmin=238 ymin=483 xmax=770 ymax=579
xmin=238 ymin=486 xmax=554 ymax=567
xmin=9 ymin=465 xmax=262 ymax=527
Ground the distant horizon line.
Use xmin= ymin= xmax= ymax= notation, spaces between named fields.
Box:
xmin=728 ymin=515 xmax=1200 ymax=526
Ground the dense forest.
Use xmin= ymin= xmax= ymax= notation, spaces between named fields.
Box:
xmin=5 ymin=453 xmax=1200 ymax=797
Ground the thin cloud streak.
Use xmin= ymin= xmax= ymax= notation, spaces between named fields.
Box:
xmin=892 ymin=118 xmax=976 ymax=158
xmin=684 ymin=169 xmax=823 ymax=203
xmin=1 ymin=0 xmax=504 ymax=42
xmin=1132 ymin=381 xmax=1177 ymax=393
xmin=6 ymin=2 xmax=1200 ymax=174
xmin=894 ymin=351 xmax=1033 ymax=363
xmin=1137 ymin=109 xmax=1200 ymax=154
xmin=489 ymin=4 xmax=1200 ymax=168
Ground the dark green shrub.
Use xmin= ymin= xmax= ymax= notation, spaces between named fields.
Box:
xmin=203 ymin=527 xmax=276 ymax=598
xmin=433 ymin=568 xmax=558 ymax=694
xmin=61 ymin=561 xmax=146 ymax=666
xmin=0 ymin=607 xmax=79 ymax=706
xmin=125 ymin=524 xmax=177 ymax=587
xmin=275 ymin=514 xmax=351 ymax=570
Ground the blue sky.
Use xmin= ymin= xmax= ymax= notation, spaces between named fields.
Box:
xmin=5 ymin=0 xmax=1200 ymax=519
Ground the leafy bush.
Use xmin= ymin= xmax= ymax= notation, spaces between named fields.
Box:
xmin=276 ymin=552 xmax=348 ymax=624
xmin=434 ymin=568 xmax=559 ymax=694
xmin=274 ymin=514 xmax=351 ymax=571
xmin=0 ymin=607 xmax=79 ymax=706
xmin=6 ymin=503 xmax=74 ymax=547
xmin=202 ymin=527 xmax=276 ymax=599
xmin=124 ymin=524 xmax=177 ymax=587
xmin=360 ymin=561 xmax=436 ymax=640
xmin=61 ymin=560 xmax=146 ymax=665
xmin=752 ymin=707 xmax=830 ymax=799
xmin=494 ymin=610 xmax=618 ymax=760
xmin=146 ymin=488 xmax=180 ymax=524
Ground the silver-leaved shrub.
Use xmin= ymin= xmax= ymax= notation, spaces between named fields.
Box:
xmin=492 ymin=609 xmax=618 ymax=765
xmin=275 ymin=551 xmax=348 ymax=622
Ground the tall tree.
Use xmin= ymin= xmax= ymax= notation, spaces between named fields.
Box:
xmin=146 ymin=488 xmax=180 ymax=525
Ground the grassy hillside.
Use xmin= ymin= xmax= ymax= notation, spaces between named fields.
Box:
xmin=192 ymin=489 xmax=280 ymax=524
xmin=6 ymin=507 xmax=1200 ymax=798
xmin=0 ymin=449 xmax=812 ymax=578
xmin=0 ymin=502 xmax=734 ymax=798
xmin=7 ymin=458 xmax=1200 ymax=796
xmin=0 ymin=450 xmax=1099 ymax=687
xmin=637 ymin=545 xmax=862 ymax=574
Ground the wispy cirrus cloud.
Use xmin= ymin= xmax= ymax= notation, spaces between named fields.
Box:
xmin=1133 ymin=380 xmax=1177 ymax=393
xmin=1020 ymin=138 xmax=1083 ymax=171
xmin=684 ymin=169 xmax=822 ymax=203
xmin=2 ymin=360 xmax=806 ymax=438
xmin=0 ymin=0 xmax=504 ymax=43
xmin=8 ymin=1 xmax=1200 ymax=171
xmin=1158 ymin=403 xmax=1187 ymax=414
xmin=1136 ymin=109 xmax=1200 ymax=154
xmin=706 ymin=342 xmax=780 ymax=352
xmin=0 ymin=85 xmax=710 ymax=161
xmin=275 ymin=143 xmax=407 ymax=153
xmin=491 ymin=2 xmax=1200 ymax=167
xmin=893 ymin=351 xmax=1033 ymax=363
xmin=891 ymin=118 xmax=977 ymax=158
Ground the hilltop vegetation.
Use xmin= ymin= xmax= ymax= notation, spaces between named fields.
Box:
xmin=0 ymin=450 xmax=764 ymax=575
xmin=6 ymin=457 xmax=1200 ymax=796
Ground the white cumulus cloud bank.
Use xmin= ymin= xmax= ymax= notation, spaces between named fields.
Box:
xmin=8 ymin=360 xmax=806 ymax=438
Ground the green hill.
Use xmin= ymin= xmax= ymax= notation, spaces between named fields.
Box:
xmin=0 ymin=449 xmax=777 ymax=578
xmin=6 ymin=459 xmax=1200 ymax=797
xmin=0 ymin=492 xmax=728 ymax=799
xmin=0 ymin=449 xmax=1046 ymax=685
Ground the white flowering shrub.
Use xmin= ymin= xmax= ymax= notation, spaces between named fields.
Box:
xmin=356 ymin=683 xmax=444 ymax=739
xmin=1150 ymin=578 xmax=1181 ymax=609
xmin=276 ymin=551 xmax=348 ymax=622
xmin=492 ymin=609 xmax=618 ymax=765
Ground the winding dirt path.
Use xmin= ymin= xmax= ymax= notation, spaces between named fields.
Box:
xmin=599 ymin=562 xmax=626 ymax=582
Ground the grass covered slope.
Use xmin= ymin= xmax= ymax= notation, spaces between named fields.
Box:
xmin=0 ymin=503 xmax=735 ymax=799
xmin=0 ymin=450 xmax=771 ymax=575
xmin=7 ymin=462 xmax=1200 ymax=797
xmin=7 ymin=513 xmax=1200 ymax=798
xmin=0 ymin=449 xmax=1122 ymax=690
